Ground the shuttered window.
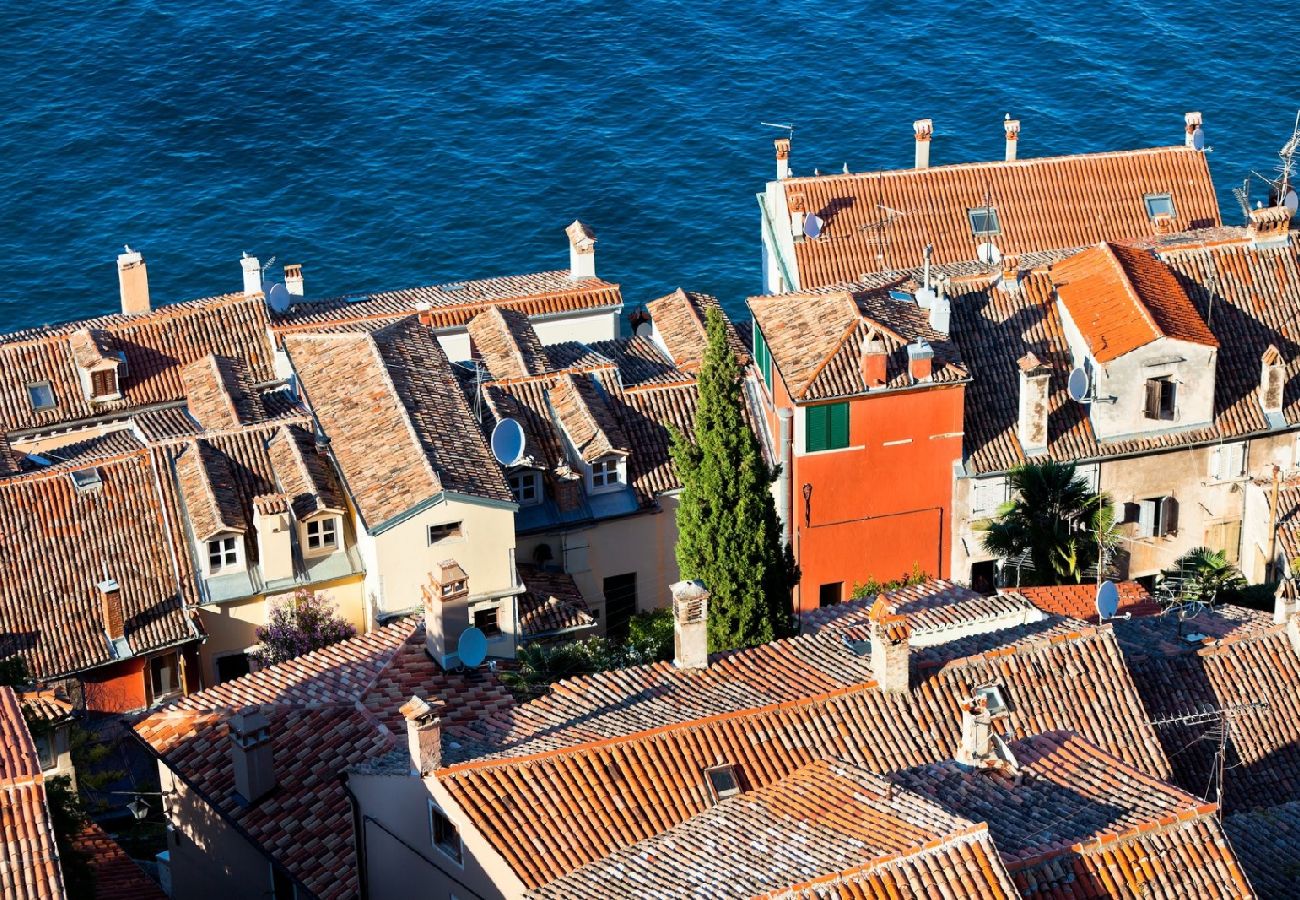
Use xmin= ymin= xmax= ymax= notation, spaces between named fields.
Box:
xmin=1205 ymin=520 xmax=1242 ymax=565
xmin=753 ymin=320 xmax=772 ymax=388
xmin=805 ymin=402 xmax=849 ymax=452
xmin=1143 ymin=378 xmax=1176 ymax=420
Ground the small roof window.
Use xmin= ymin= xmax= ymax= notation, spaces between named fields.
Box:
xmin=27 ymin=382 xmax=55 ymax=412
xmin=704 ymin=764 xmax=741 ymax=802
xmin=69 ymin=468 xmax=102 ymax=493
xmin=1144 ymin=193 xmax=1176 ymax=219
xmin=974 ymin=684 xmax=1009 ymax=716
xmin=968 ymin=207 xmax=1002 ymax=236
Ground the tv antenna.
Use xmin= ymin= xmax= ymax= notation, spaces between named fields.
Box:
xmin=1278 ymin=110 xmax=1300 ymax=202
xmin=761 ymin=121 xmax=795 ymax=142
xmin=1147 ymin=700 xmax=1268 ymax=818
xmin=1231 ymin=177 xmax=1252 ymax=222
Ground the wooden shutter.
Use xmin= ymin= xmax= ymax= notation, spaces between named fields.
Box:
xmin=806 ymin=405 xmax=828 ymax=452
xmin=1158 ymin=497 xmax=1179 ymax=537
xmin=1224 ymin=519 xmax=1242 ymax=564
xmin=829 ymin=403 xmax=849 ymax=449
xmin=91 ymin=369 xmax=116 ymax=398
xmin=1143 ymin=380 xmax=1161 ymax=418
xmin=1137 ymin=499 xmax=1156 ymax=537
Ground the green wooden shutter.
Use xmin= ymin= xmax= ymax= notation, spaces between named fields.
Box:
xmin=753 ymin=321 xmax=772 ymax=387
xmin=829 ymin=402 xmax=849 ymax=449
xmin=805 ymin=405 xmax=828 ymax=452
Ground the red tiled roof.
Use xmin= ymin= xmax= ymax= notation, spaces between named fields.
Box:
xmin=68 ymin=822 xmax=166 ymax=900
xmin=1011 ymin=582 xmax=1160 ymax=623
xmin=782 ymin=145 xmax=1221 ymax=289
xmin=134 ymin=621 xmax=514 ymax=900
xmin=547 ymin=373 xmax=631 ymax=463
xmin=1225 ymin=798 xmax=1300 ymax=897
xmin=517 ymin=565 xmax=595 ymax=638
xmin=1053 ymin=242 xmax=1218 ymax=363
xmin=16 ymin=690 xmax=72 ymax=725
xmin=0 ymin=686 xmax=66 ymax=900
xmin=180 ymin=355 xmax=269 ymax=431
xmin=645 ymin=289 xmax=748 ymax=370
xmin=467 ymin=306 xmax=551 ymax=381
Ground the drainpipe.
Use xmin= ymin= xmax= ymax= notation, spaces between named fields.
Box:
xmin=777 ymin=407 xmax=794 ymax=545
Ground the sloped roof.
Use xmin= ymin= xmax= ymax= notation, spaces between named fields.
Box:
xmin=644 ymin=289 xmax=748 ymax=370
xmin=1052 ymin=242 xmax=1218 ymax=363
xmin=517 ymin=565 xmax=595 ymax=638
xmin=467 ymin=306 xmax=551 ymax=381
xmin=0 ymin=686 xmax=67 ymax=900
xmin=782 ymin=145 xmax=1220 ymax=289
xmin=1010 ymin=582 xmax=1160 ymax=624
xmin=175 ymin=440 xmax=245 ymax=541
xmin=68 ymin=821 xmax=167 ymax=900
xmin=547 ymin=373 xmax=631 ymax=463
xmin=180 ymin=354 xmax=268 ymax=431
xmin=1225 ymin=798 xmax=1300 ymax=897
xmin=265 ymin=426 xmax=343 ymax=520
xmin=133 ymin=621 xmax=514 ymax=900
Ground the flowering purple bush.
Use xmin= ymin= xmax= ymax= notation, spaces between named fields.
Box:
xmin=252 ymin=589 xmax=357 ymax=666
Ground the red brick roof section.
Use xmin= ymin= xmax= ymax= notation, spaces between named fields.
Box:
xmin=1052 ymin=242 xmax=1217 ymax=363
xmin=645 ymin=289 xmax=748 ymax=369
xmin=1226 ymin=799 xmax=1300 ymax=897
xmin=180 ymin=354 xmax=269 ymax=431
xmin=466 ymin=306 xmax=552 ymax=381
xmin=517 ymin=565 xmax=595 ymax=637
xmin=0 ymin=686 xmax=67 ymax=900
xmin=69 ymin=821 xmax=166 ymax=900
xmin=546 ymin=373 xmax=631 ymax=463
xmin=784 ymin=145 xmax=1220 ymax=288
xmin=1011 ymin=582 xmax=1160 ymax=623
xmin=133 ymin=620 xmax=514 ymax=900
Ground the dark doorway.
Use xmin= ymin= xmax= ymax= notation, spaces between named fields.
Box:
xmin=216 ymin=653 xmax=251 ymax=684
xmin=603 ymin=573 xmax=638 ymax=642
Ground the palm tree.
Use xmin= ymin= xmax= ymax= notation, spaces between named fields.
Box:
xmin=978 ymin=460 xmax=1119 ymax=586
xmin=1159 ymin=547 xmax=1246 ymax=607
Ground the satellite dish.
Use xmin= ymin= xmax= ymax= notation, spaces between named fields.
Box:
xmin=1191 ymin=127 xmax=1206 ymax=151
xmin=266 ymin=283 xmax=292 ymax=313
xmin=803 ymin=214 xmax=824 ymax=239
xmin=1096 ymin=580 xmax=1120 ymax=620
xmin=490 ymin=418 xmax=526 ymax=466
xmin=977 ymin=242 xmax=1003 ymax=266
xmin=457 ymin=627 xmax=488 ymax=668
xmin=1067 ymin=367 xmax=1091 ymax=403
xmin=1285 ymin=190 xmax=1299 ymax=215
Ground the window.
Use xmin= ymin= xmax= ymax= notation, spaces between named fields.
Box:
xmin=805 ymin=402 xmax=849 ymax=452
xmin=971 ymin=476 xmax=1008 ymax=518
xmin=305 ymin=517 xmax=338 ymax=552
xmin=208 ymin=536 xmax=240 ymax=573
xmin=69 ymin=468 xmax=102 ymax=493
xmin=1130 ymin=496 xmax=1178 ymax=538
xmin=508 ymin=469 xmax=541 ymax=505
xmin=34 ymin=733 xmax=55 ymax=771
xmin=150 ymin=652 xmax=180 ymax=700
xmin=430 ymin=803 xmax=463 ymax=864
xmin=1205 ymin=520 xmax=1243 ymax=566
xmin=27 ymin=381 xmax=55 ymax=412
xmin=818 ymin=582 xmax=842 ymax=608
xmin=754 ymin=321 xmax=773 ymax=388
xmin=967 ymin=206 xmax=1001 ymax=236
xmin=216 ymin=653 xmax=251 ymax=684
xmin=705 ymin=764 xmax=741 ymax=802
xmin=1144 ymin=193 xmax=1176 ymax=219
xmin=473 ymin=606 xmax=501 ymax=637
xmin=90 ymin=368 xmax=118 ymax=399
xmin=1209 ymin=443 xmax=1245 ymax=482
xmin=1143 ymin=377 xmax=1176 ymax=421
xmin=974 ymin=684 xmax=1008 ymax=716
xmin=591 ymin=457 xmax=621 ymax=488
xmin=428 ymin=522 xmax=463 ymax=545
xmin=603 ymin=573 xmax=638 ymax=642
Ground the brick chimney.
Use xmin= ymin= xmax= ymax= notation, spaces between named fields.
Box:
xmin=775 ymin=137 xmax=791 ymax=180
xmin=400 ymin=695 xmax=442 ymax=776
xmin=283 ymin=264 xmax=304 ymax=297
xmin=1003 ymin=117 xmax=1020 ymax=162
xmin=868 ymin=598 xmax=910 ymax=692
xmin=566 ymin=221 xmax=597 ymax=279
xmin=1249 ymin=206 xmax=1291 ymax=249
xmin=787 ymin=191 xmax=808 ymax=240
xmin=1185 ymin=111 xmax=1203 ymax=148
xmin=117 ymin=247 xmax=150 ymax=316
xmin=861 ymin=338 xmax=888 ymax=388
xmin=1017 ymin=353 xmax=1051 ymax=455
xmin=913 ymin=119 xmax=933 ymax=169
xmin=423 ymin=560 xmax=470 ymax=667
xmin=907 ymin=339 xmax=933 ymax=383
xmin=99 ymin=577 xmax=124 ymax=642
xmin=1261 ymin=344 xmax=1285 ymax=418
xmin=240 ymin=254 xmax=262 ymax=297
xmin=229 ymin=707 xmax=275 ymax=804
xmin=413 ymin=301 xmax=434 ymax=328
xmin=1152 ymin=213 xmax=1177 ymax=236
xmin=671 ymin=580 xmax=709 ymax=669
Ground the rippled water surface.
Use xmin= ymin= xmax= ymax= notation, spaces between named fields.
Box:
xmin=1 ymin=1 xmax=1298 ymax=330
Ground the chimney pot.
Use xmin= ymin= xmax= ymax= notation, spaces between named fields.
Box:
xmin=400 ymin=695 xmax=443 ymax=776
xmin=413 ymin=301 xmax=434 ymax=328
xmin=566 ymin=221 xmax=597 ymax=280
xmin=670 ymin=580 xmax=709 ymax=669
xmin=956 ymin=694 xmax=1017 ymax=771
xmin=1017 ymin=353 xmax=1052 ymax=455
xmin=283 ymin=264 xmax=304 ymax=297
xmin=1003 ymin=117 xmax=1021 ymax=162
xmin=913 ymin=119 xmax=933 ymax=169
xmin=861 ymin=338 xmax=888 ymax=388
xmin=1261 ymin=344 xmax=1286 ymax=417
xmin=775 ymin=137 xmax=791 ymax=180
xmin=1248 ymin=205 xmax=1291 ymax=248
xmin=229 ymin=707 xmax=275 ymax=803
xmin=240 ymin=254 xmax=262 ymax=297
xmin=1185 ymin=111 xmax=1203 ymax=148
xmin=117 ymin=249 xmax=151 ymax=316
xmin=928 ymin=289 xmax=951 ymax=334
xmin=423 ymin=559 xmax=470 ymax=667
xmin=1274 ymin=583 xmax=1298 ymax=626
xmin=868 ymin=598 xmax=911 ymax=692
xmin=907 ymin=339 xmax=934 ymax=382
xmin=99 ymin=578 xmax=124 ymax=642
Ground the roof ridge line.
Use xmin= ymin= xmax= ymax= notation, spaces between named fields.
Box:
xmin=1105 ymin=242 xmax=1165 ymax=341
xmin=797 ymin=311 xmax=863 ymax=400
xmin=0 ymin=445 xmax=149 ymax=488
xmin=1 ymin=291 xmax=255 ymax=349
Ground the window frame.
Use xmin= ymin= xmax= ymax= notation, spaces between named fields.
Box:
xmin=149 ymin=651 xmax=181 ymax=701
xmin=589 ymin=456 xmax=623 ymax=492
xmin=507 ymin=469 xmax=542 ymax=506
xmin=704 ymin=764 xmax=742 ymax=803
xmin=1143 ymin=377 xmax=1177 ymax=421
xmin=207 ymin=535 xmax=241 ymax=574
xmin=304 ymin=516 xmax=339 ymax=553
xmin=818 ymin=582 xmax=843 ymax=608
xmin=804 ymin=402 xmax=850 ymax=453
xmin=472 ymin=605 xmax=502 ymax=637
xmin=429 ymin=800 xmax=464 ymax=866
xmin=967 ymin=206 xmax=1002 ymax=236
xmin=1143 ymin=193 xmax=1176 ymax=220
xmin=427 ymin=522 xmax=464 ymax=546
xmin=753 ymin=321 xmax=773 ymax=389
xmin=90 ymin=367 xmax=119 ymax=400
xmin=27 ymin=381 xmax=55 ymax=412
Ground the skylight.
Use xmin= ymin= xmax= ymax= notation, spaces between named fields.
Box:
xmin=974 ymin=684 xmax=1009 ymax=716
xmin=968 ymin=206 xmax=1001 ymax=236
xmin=69 ymin=468 xmax=102 ymax=493
xmin=1144 ymin=193 xmax=1176 ymax=219
xmin=27 ymin=381 xmax=55 ymax=412
xmin=704 ymin=764 xmax=741 ymax=802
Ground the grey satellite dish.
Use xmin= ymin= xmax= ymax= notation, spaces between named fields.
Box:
xmin=457 ymin=627 xmax=488 ymax=668
xmin=1285 ymin=190 xmax=1299 ymax=215
xmin=266 ymin=283 xmax=293 ymax=313
xmin=977 ymin=242 xmax=1003 ymax=266
xmin=1095 ymin=580 xmax=1120 ymax=620
xmin=1191 ymin=127 xmax=1206 ymax=151
xmin=803 ymin=214 xmax=824 ymax=239
xmin=490 ymin=418 xmax=526 ymax=466
xmin=1067 ymin=367 xmax=1091 ymax=403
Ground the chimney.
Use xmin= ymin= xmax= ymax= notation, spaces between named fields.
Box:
xmin=671 ymin=580 xmax=709 ymax=669
xmin=913 ymin=119 xmax=933 ymax=169
xmin=422 ymin=560 xmax=470 ymax=667
xmin=230 ymin=707 xmax=275 ymax=803
xmin=1000 ymin=255 xmax=1020 ymax=291
xmin=956 ymin=694 xmax=1019 ymax=771
xmin=1151 ymin=213 xmax=1177 ymax=236
xmin=1185 ymin=111 xmax=1203 ymax=148
xmin=283 ymin=264 xmax=304 ymax=297
xmin=775 ymin=137 xmax=791 ymax=180
xmin=787 ymin=191 xmax=808 ymax=240
xmin=252 ymin=495 xmax=294 ymax=583
xmin=1249 ymin=205 xmax=1291 ymax=248
xmin=241 ymin=254 xmax=262 ymax=296
xmin=868 ymin=598 xmax=911 ymax=692
xmin=1273 ymin=582 xmax=1297 ymax=626
xmin=907 ymin=339 xmax=933 ymax=382
xmin=99 ymin=578 xmax=124 ymax=642
xmin=1003 ymin=117 xmax=1020 ymax=162
xmin=928 ymin=282 xmax=951 ymax=334
xmin=1017 ymin=353 xmax=1051 ymax=455
xmin=400 ymin=695 xmax=442 ymax=776
xmin=1261 ymin=344 xmax=1286 ymax=418
xmin=861 ymin=338 xmax=888 ymax=388
xmin=566 ymin=221 xmax=597 ymax=279
xmin=413 ymin=301 xmax=434 ymax=328
xmin=117 ymin=247 xmax=151 ymax=316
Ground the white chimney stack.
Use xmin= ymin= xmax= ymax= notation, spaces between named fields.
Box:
xmin=117 ymin=247 xmax=151 ymax=316
xmin=928 ymin=280 xmax=951 ymax=333
xmin=1185 ymin=111 xmax=1203 ymax=148
xmin=671 ymin=580 xmax=709 ymax=669
xmin=1003 ymin=116 xmax=1020 ymax=162
xmin=229 ymin=707 xmax=275 ymax=804
xmin=283 ymin=264 xmax=304 ymax=297
xmin=241 ymin=253 xmax=262 ymax=297
xmin=913 ymin=119 xmax=933 ymax=169
xmin=1017 ymin=353 xmax=1052 ymax=455
xmin=400 ymin=695 xmax=442 ymax=776
xmin=775 ymin=137 xmax=791 ymax=180
xmin=566 ymin=221 xmax=597 ymax=280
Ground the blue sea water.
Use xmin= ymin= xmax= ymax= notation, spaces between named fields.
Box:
xmin=1 ymin=1 xmax=1298 ymax=332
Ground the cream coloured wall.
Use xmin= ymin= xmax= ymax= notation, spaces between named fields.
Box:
xmin=529 ymin=308 xmax=620 ymax=347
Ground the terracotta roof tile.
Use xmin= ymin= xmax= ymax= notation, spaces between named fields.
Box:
xmin=0 ymin=686 xmax=67 ymax=900
xmin=68 ymin=821 xmax=166 ymax=900
xmin=644 ymin=289 xmax=748 ymax=370
xmin=174 ymin=440 xmax=244 ymax=541
xmin=546 ymin=373 xmax=630 ymax=463
xmin=1010 ymin=582 xmax=1160 ymax=623
xmin=180 ymin=355 xmax=268 ymax=430
xmin=467 ymin=306 xmax=551 ymax=381
xmin=16 ymin=690 xmax=72 ymax=725
xmin=265 ymin=426 xmax=344 ymax=520
xmin=518 ymin=565 xmax=595 ymax=637
xmin=1225 ymin=798 xmax=1300 ymax=896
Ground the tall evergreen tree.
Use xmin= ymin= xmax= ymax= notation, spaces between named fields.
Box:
xmin=671 ymin=307 xmax=792 ymax=651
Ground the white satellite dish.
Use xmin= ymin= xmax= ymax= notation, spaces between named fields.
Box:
xmin=457 ymin=627 xmax=488 ymax=668
xmin=803 ymin=214 xmax=824 ymax=239
xmin=1067 ymin=367 xmax=1091 ymax=403
xmin=977 ymin=242 xmax=1003 ymax=266
xmin=266 ymin=283 xmax=293 ymax=313
xmin=1191 ymin=127 xmax=1206 ymax=151
xmin=490 ymin=418 xmax=526 ymax=466
xmin=1284 ymin=189 xmax=1299 ymax=215
xmin=1095 ymin=580 xmax=1120 ymax=620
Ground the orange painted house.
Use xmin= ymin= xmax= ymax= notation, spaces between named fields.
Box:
xmin=749 ymin=284 xmax=968 ymax=614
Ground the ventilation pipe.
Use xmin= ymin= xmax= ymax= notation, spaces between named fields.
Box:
xmin=1003 ymin=116 xmax=1020 ymax=162
xmin=241 ymin=254 xmax=261 ymax=297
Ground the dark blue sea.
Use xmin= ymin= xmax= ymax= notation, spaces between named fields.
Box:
xmin=2 ymin=1 xmax=1298 ymax=332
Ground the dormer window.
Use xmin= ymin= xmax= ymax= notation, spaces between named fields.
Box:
xmin=1143 ymin=377 xmax=1176 ymax=421
xmin=704 ymin=764 xmax=741 ymax=803
xmin=589 ymin=456 xmax=623 ymax=492
xmin=207 ymin=535 xmax=241 ymax=574
xmin=304 ymin=516 xmax=338 ymax=553
xmin=27 ymin=382 xmax=55 ymax=412
xmin=507 ymin=469 xmax=542 ymax=506
xmin=1144 ymin=193 xmax=1176 ymax=219
xmin=968 ymin=206 xmax=1001 ymax=236
xmin=90 ymin=368 xmax=119 ymax=400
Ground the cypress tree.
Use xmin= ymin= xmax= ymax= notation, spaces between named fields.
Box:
xmin=671 ymin=306 xmax=792 ymax=651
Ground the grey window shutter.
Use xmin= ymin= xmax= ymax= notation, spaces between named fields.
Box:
xmin=1144 ymin=380 xmax=1161 ymax=418
xmin=1138 ymin=499 xmax=1156 ymax=537
xmin=1160 ymin=497 xmax=1179 ymax=536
